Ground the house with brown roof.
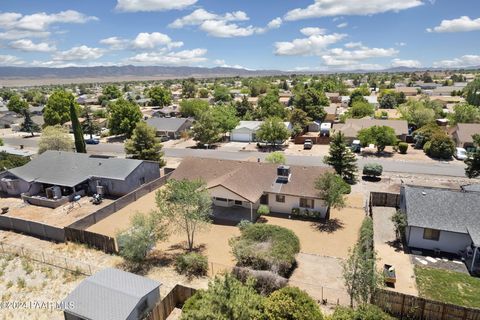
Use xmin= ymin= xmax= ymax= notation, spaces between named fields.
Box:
xmin=332 ymin=119 xmax=409 ymax=142
xmin=169 ymin=158 xmax=331 ymax=222
xmin=450 ymin=123 xmax=480 ymax=149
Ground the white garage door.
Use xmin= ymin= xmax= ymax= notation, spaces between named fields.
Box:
xmin=230 ymin=132 xmax=251 ymax=142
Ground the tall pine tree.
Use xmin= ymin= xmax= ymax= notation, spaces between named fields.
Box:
xmin=21 ymin=110 xmax=38 ymax=137
xmin=70 ymin=102 xmax=86 ymax=153
xmin=324 ymin=132 xmax=358 ymax=182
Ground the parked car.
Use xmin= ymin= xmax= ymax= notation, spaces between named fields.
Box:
xmin=303 ymin=139 xmax=313 ymax=150
xmin=85 ymin=138 xmax=100 ymax=145
xmin=454 ymin=147 xmax=468 ymax=160
xmin=158 ymin=135 xmax=169 ymax=142
xmin=351 ymin=139 xmax=361 ymax=153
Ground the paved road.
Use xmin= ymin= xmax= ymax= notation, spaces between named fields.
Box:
xmin=3 ymin=135 xmax=467 ymax=177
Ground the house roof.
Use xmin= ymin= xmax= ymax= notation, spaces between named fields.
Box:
xmin=403 ymin=185 xmax=480 ymax=245
xmin=62 ymin=268 xmax=161 ymax=320
xmin=170 ymin=157 xmax=331 ymax=203
xmin=232 ymin=121 xmax=291 ymax=132
xmin=146 ymin=117 xmax=191 ymax=132
xmin=451 ymin=123 xmax=480 ymax=144
xmin=461 ymin=184 xmax=480 ymax=193
xmin=332 ymin=119 xmax=408 ymax=138
xmin=8 ymin=151 xmax=146 ymax=187
xmin=0 ymin=146 xmax=34 ymax=157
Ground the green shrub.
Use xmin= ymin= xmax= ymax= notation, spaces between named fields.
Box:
xmin=175 ymin=253 xmax=208 ymax=277
xmin=257 ymin=204 xmax=270 ymax=215
xmin=237 ymin=219 xmax=253 ymax=231
xmin=291 ymin=208 xmax=300 ymax=215
xmin=331 ymin=305 xmax=395 ymax=320
xmin=230 ymin=224 xmax=300 ymax=277
xmin=264 ymin=286 xmax=324 ymax=320
xmin=398 ymin=142 xmax=409 ymax=154
xmin=423 ymin=133 xmax=455 ymax=159
xmin=362 ymin=163 xmax=383 ymax=177
xmin=232 ymin=266 xmax=287 ymax=295
xmin=391 ymin=210 xmax=407 ymax=240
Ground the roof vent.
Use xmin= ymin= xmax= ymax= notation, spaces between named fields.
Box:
xmin=421 ymin=192 xmax=426 ymax=196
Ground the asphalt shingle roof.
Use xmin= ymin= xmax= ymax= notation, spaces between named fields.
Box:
xmin=62 ymin=268 xmax=161 ymax=320
xmin=403 ymin=185 xmax=480 ymax=245
xmin=146 ymin=117 xmax=191 ymax=132
xmin=8 ymin=151 xmax=145 ymax=187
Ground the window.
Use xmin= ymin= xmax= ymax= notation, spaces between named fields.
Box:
xmin=214 ymin=197 xmax=228 ymax=202
xmin=234 ymin=200 xmax=242 ymax=205
xmin=299 ymin=198 xmax=314 ymax=209
xmin=423 ymin=228 xmax=440 ymax=241
xmin=276 ymin=195 xmax=285 ymax=203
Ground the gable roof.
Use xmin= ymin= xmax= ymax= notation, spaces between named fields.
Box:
xmin=232 ymin=121 xmax=291 ymax=132
xmin=403 ymin=185 xmax=480 ymax=245
xmin=146 ymin=117 xmax=191 ymax=132
xmin=8 ymin=151 xmax=146 ymax=187
xmin=170 ymin=157 xmax=331 ymax=203
xmin=62 ymin=268 xmax=160 ymax=320
xmin=332 ymin=119 xmax=408 ymax=137
xmin=451 ymin=123 xmax=480 ymax=144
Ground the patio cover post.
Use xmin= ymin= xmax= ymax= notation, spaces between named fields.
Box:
xmin=471 ymin=246 xmax=478 ymax=272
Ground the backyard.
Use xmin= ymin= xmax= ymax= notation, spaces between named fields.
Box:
xmin=415 ymin=266 xmax=480 ymax=308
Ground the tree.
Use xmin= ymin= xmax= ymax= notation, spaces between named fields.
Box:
xmin=43 ymin=90 xmax=76 ymax=125
xmin=181 ymin=274 xmax=264 ymax=320
xmin=192 ymin=111 xmax=221 ymax=147
xmin=235 ymin=96 xmax=253 ymax=118
xmin=107 ymin=98 xmax=142 ymax=137
xmin=69 ymin=101 xmax=86 ymax=153
xmin=263 ymin=286 xmax=324 ymax=320
xmin=256 ymin=117 xmax=290 ymax=148
xmin=125 ymin=122 xmax=165 ymax=165
xmin=391 ymin=210 xmax=407 ymax=240
xmin=7 ymin=94 xmax=29 ymax=114
xmin=213 ymin=86 xmax=232 ymax=102
xmin=466 ymin=134 xmax=480 ymax=178
xmin=180 ymin=99 xmax=209 ymax=118
xmin=379 ymin=93 xmax=397 ymax=109
xmin=0 ymin=151 xmax=30 ymax=169
xmin=423 ymin=133 xmax=455 ymax=159
xmin=82 ymin=107 xmax=100 ymax=139
xmin=257 ymin=90 xmax=287 ymax=119
xmin=362 ymin=163 xmax=383 ymax=178
xmin=448 ymin=103 xmax=480 ymax=124
xmin=117 ymin=212 xmax=168 ymax=264
xmin=21 ymin=110 xmax=39 ymax=136
xmin=357 ymin=126 xmax=398 ymax=153
xmin=412 ymin=123 xmax=444 ymax=148
xmin=265 ymin=151 xmax=286 ymax=164
xmin=465 ymin=77 xmax=480 ymax=106
xmin=102 ymin=84 xmax=122 ymax=100
xmin=289 ymin=108 xmax=311 ymax=131
xmin=324 ymin=132 xmax=358 ymax=182
xmin=155 ymin=179 xmax=212 ymax=251
xmin=38 ymin=125 xmax=74 ymax=154
xmin=398 ymin=100 xmax=439 ymax=128
xmin=315 ymin=172 xmax=351 ymax=210
xmin=348 ymin=100 xmax=375 ymax=119
xmin=211 ymin=104 xmax=239 ymax=136
xmin=148 ymin=86 xmax=172 ymax=107
xmin=198 ymin=88 xmax=209 ymax=98
xmin=182 ymin=78 xmax=197 ymax=99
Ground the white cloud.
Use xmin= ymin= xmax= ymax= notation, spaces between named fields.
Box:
xmin=337 ymin=22 xmax=348 ymax=28
xmin=318 ymin=44 xmax=397 ymax=69
xmin=345 ymin=41 xmax=363 ymax=48
xmin=53 ymin=45 xmax=104 ymax=61
xmin=100 ymin=32 xmax=183 ymax=50
xmin=275 ymin=32 xmax=346 ymax=56
xmin=427 ymin=16 xmax=480 ymax=33
xmin=99 ymin=36 xmax=129 ymax=50
xmin=0 ymin=54 xmax=25 ymax=65
xmin=125 ymin=48 xmax=208 ymax=65
xmin=9 ymin=39 xmax=56 ymax=52
xmin=116 ymin=0 xmax=197 ymax=12
xmin=199 ymin=20 xmax=257 ymax=37
xmin=433 ymin=55 xmax=480 ymax=68
xmin=391 ymin=58 xmax=421 ymax=68
xmin=0 ymin=30 xmax=50 ymax=40
xmin=213 ymin=59 xmax=251 ymax=70
xmin=267 ymin=17 xmax=282 ymax=29
xmin=395 ymin=42 xmax=407 ymax=46
xmin=169 ymin=9 xmax=249 ymax=28
xmin=284 ymin=0 xmax=423 ymax=21
xmin=300 ymin=27 xmax=326 ymax=36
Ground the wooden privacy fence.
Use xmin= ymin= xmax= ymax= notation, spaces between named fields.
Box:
xmin=369 ymin=192 xmax=401 ymax=208
xmin=373 ymin=289 xmax=480 ymax=320
xmin=64 ymin=227 xmax=117 ymax=254
xmin=145 ymin=285 xmax=197 ymax=320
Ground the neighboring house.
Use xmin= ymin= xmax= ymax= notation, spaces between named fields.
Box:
xmin=62 ymin=268 xmax=161 ymax=320
xmin=151 ymin=105 xmax=181 ymax=118
xmin=29 ymin=105 xmax=44 ymax=115
xmin=0 ymin=146 xmax=34 ymax=158
xmin=449 ymin=123 xmax=480 ymax=148
xmin=230 ymin=121 xmax=292 ymax=142
xmin=324 ymin=105 xmax=339 ymax=122
xmin=394 ymin=87 xmax=418 ymax=96
xmin=340 ymin=96 xmax=378 ymax=108
xmin=332 ymin=119 xmax=409 ymax=142
xmin=0 ymin=112 xmax=23 ymax=128
xmin=0 ymin=151 xmax=159 ymax=207
xmin=170 ymin=157 xmax=331 ymax=221
xmin=400 ymin=185 xmax=480 ymax=274
xmin=326 ymin=92 xmax=341 ymax=103
xmin=145 ymin=117 xmax=192 ymax=139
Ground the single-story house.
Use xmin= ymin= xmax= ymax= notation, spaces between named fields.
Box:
xmin=0 ymin=146 xmax=34 ymax=158
xmin=0 ymin=112 xmax=23 ymax=128
xmin=326 ymin=92 xmax=341 ymax=103
xmin=449 ymin=123 xmax=480 ymax=149
xmin=324 ymin=105 xmax=339 ymax=122
xmin=62 ymin=268 xmax=161 ymax=320
xmin=332 ymin=119 xmax=409 ymax=142
xmin=0 ymin=151 xmax=160 ymax=207
xmin=170 ymin=157 xmax=331 ymax=222
xmin=340 ymin=96 xmax=378 ymax=108
xmin=151 ymin=105 xmax=181 ymax=118
xmin=230 ymin=121 xmax=292 ymax=142
xmin=145 ymin=117 xmax=192 ymax=139
xmin=394 ymin=87 xmax=418 ymax=96
xmin=400 ymin=185 xmax=480 ymax=274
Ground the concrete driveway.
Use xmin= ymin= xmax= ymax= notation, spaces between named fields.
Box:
xmin=372 ymin=206 xmax=418 ymax=295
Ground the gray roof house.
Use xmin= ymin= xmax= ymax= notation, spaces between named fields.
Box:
xmin=62 ymin=268 xmax=161 ymax=320
xmin=0 ymin=151 xmax=160 ymax=207
xmin=449 ymin=123 xmax=480 ymax=148
xmin=230 ymin=121 xmax=292 ymax=142
xmin=400 ymin=185 xmax=480 ymax=274
xmin=145 ymin=117 xmax=192 ymax=139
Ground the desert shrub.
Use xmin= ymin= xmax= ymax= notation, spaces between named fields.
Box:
xmin=237 ymin=219 xmax=253 ymax=231
xmin=423 ymin=133 xmax=455 ymax=159
xmin=257 ymin=204 xmax=270 ymax=215
xmin=175 ymin=253 xmax=208 ymax=277
xmin=230 ymin=224 xmax=300 ymax=277
xmin=232 ymin=266 xmax=287 ymax=295
xmin=391 ymin=210 xmax=407 ymax=240
xmin=331 ymin=305 xmax=395 ymax=320
xmin=398 ymin=142 xmax=408 ymax=154
xmin=362 ymin=163 xmax=383 ymax=178
xmin=263 ymin=286 xmax=324 ymax=320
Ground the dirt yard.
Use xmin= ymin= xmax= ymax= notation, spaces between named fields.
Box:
xmin=284 ymin=143 xmax=330 ymax=156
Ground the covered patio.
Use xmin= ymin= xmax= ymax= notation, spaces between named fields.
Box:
xmin=211 ymin=206 xmax=259 ymax=225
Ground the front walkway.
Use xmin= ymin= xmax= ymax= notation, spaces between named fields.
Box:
xmin=372 ymin=206 xmax=418 ymax=296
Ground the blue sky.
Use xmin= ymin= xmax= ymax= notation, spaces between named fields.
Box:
xmin=0 ymin=0 xmax=479 ymax=71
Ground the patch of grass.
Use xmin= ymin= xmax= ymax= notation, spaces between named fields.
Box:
xmin=415 ymin=266 xmax=480 ymax=308
xmin=16 ymin=277 xmax=26 ymax=289
xmin=6 ymin=281 xmax=13 ymax=289
xmin=21 ymin=259 xmax=33 ymax=275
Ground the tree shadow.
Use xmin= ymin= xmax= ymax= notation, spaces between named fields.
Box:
xmin=386 ymin=238 xmax=404 ymax=253
xmin=106 ymin=135 xmax=126 ymax=143
xmin=311 ymin=218 xmax=344 ymax=233
xmin=362 ymin=176 xmax=382 ymax=182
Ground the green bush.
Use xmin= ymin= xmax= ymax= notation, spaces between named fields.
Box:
xmin=230 ymin=223 xmax=300 ymax=277
xmin=391 ymin=210 xmax=407 ymax=240
xmin=362 ymin=163 xmax=383 ymax=177
xmin=257 ymin=204 xmax=270 ymax=215
xmin=237 ymin=219 xmax=253 ymax=231
xmin=423 ymin=133 xmax=455 ymax=159
xmin=398 ymin=142 xmax=409 ymax=154
xmin=175 ymin=253 xmax=208 ymax=277
xmin=330 ymin=305 xmax=394 ymax=320
xmin=264 ymin=287 xmax=324 ymax=320
xmin=232 ymin=267 xmax=287 ymax=295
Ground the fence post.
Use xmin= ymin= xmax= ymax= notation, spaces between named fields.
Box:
xmin=400 ymin=293 xmax=406 ymax=319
